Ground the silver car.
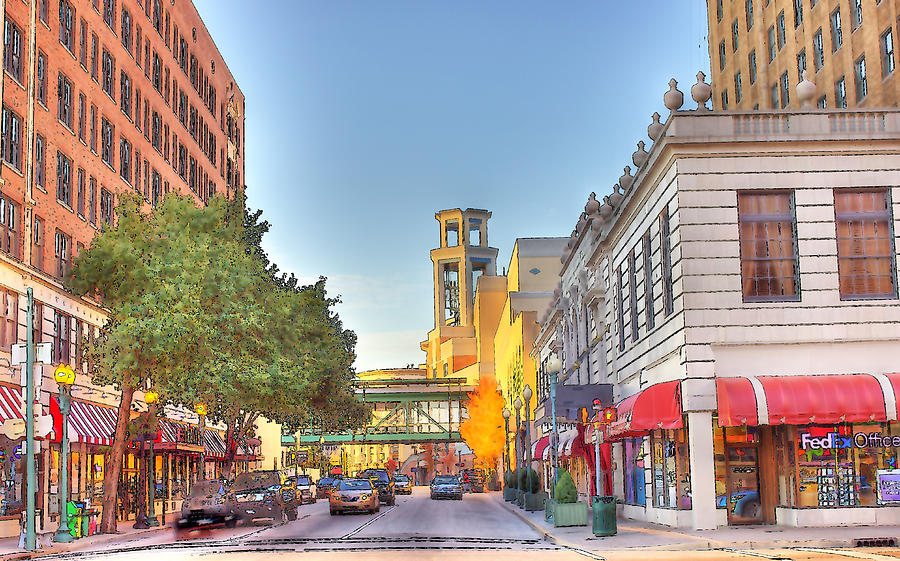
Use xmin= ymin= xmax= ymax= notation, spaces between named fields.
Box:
xmin=176 ymin=479 xmax=238 ymax=529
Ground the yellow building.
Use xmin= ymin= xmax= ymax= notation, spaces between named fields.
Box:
xmin=421 ymin=209 xmax=499 ymax=385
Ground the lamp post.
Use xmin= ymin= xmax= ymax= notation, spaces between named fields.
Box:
xmin=145 ymin=390 xmax=160 ymax=527
xmin=53 ymin=364 xmax=76 ymax=543
xmin=523 ymin=385 xmax=533 ymax=494
xmin=501 ymin=408 xmax=511 ymax=483
xmin=513 ymin=397 xmax=522 ymax=477
xmin=546 ymin=354 xmax=562 ymax=494
xmin=318 ymin=436 xmax=326 ymax=478
xmin=592 ymin=398 xmax=602 ymax=497
xmin=195 ymin=402 xmax=207 ymax=482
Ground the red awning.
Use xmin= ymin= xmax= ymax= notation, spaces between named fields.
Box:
xmin=533 ymin=435 xmax=550 ymax=460
xmin=760 ymin=374 xmax=886 ymax=425
xmin=884 ymin=373 xmax=900 ymax=419
xmin=716 ymin=377 xmax=758 ymax=427
xmin=607 ymin=380 xmax=683 ymax=439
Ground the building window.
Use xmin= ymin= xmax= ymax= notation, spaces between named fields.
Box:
xmin=36 ymin=52 xmax=46 ymax=106
xmin=777 ymin=11 xmax=786 ymax=49
xmin=881 ymin=28 xmax=895 ymax=78
xmin=78 ymin=94 xmax=86 ymax=141
xmin=77 ymin=168 xmax=85 ymax=217
xmin=643 ymin=230 xmax=655 ymax=331
xmin=0 ymin=286 xmax=16 ymax=351
xmin=54 ymin=232 xmax=71 ymax=280
xmin=103 ymin=0 xmax=115 ymax=30
xmin=732 ymin=19 xmax=739 ymax=52
xmin=616 ymin=266 xmax=625 ymax=352
xmin=767 ymin=26 xmax=776 ymax=62
xmin=32 ymin=217 xmax=44 ymax=271
xmin=57 ymin=73 xmax=73 ymax=129
xmin=749 ymin=50 xmax=757 ymax=84
xmin=89 ymin=177 xmax=97 ymax=225
xmin=746 ymin=0 xmax=754 ymax=30
xmin=854 ymin=55 xmax=867 ymax=102
xmin=3 ymin=19 xmax=22 ymax=83
xmin=89 ymin=104 xmax=97 ymax=152
xmin=59 ymin=0 xmax=75 ymax=53
xmin=99 ymin=188 xmax=113 ymax=225
xmin=813 ymin=28 xmax=824 ymax=71
xmin=90 ymin=33 xmax=98 ymax=79
xmin=721 ymin=89 xmax=729 ymax=109
xmin=771 ymin=83 xmax=779 ymax=109
xmin=831 ymin=9 xmax=842 ymax=52
xmin=120 ymin=136 xmax=131 ymax=183
xmin=120 ymin=71 xmax=131 ymax=118
xmin=0 ymin=196 xmax=19 ymax=259
xmin=101 ymin=118 xmax=114 ymax=166
xmin=628 ymin=249 xmax=639 ymax=342
xmin=737 ymin=191 xmax=799 ymax=302
xmin=835 ymin=76 xmax=847 ymax=108
xmin=659 ymin=209 xmax=674 ymax=316
xmin=56 ymin=151 xmax=72 ymax=207
xmin=1 ymin=106 xmax=23 ymax=171
xmin=780 ymin=71 xmax=790 ymax=108
xmin=39 ymin=0 xmax=49 ymax=23
xmin=101 ymin=49 xmax=115 ymax=98
xmin=136 ymin=26 xmax=142 ymax=67
xmin=54 ymin=310 xmax=70 ymax=362
xmin=651 ymin=429 xmax=692 ymax=510
xmin=793 ymin=0 xmax=803 ymax=27
xmin=797 ymin=49 xmax=807 ymax=82
xmin=34 ymin=135 xmax=44 ymax=189
xmin=79 ymin=19 xmax=87 ymax=67
xmin=817 ymin=95 xmax=827 ymax=108
xmin=850 ymin=0 xmax=862 ymax=31
xmin=734 ymin=72 xmax=742 ymax=103
xmin=834 ymin=189 xmax=896 ymax=299
xmin=121 ymin=8 xmax=131 ymax=53
xmin=717 ymin=0 xmax=723 ymax=22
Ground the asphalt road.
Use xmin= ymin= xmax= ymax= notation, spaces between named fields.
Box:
xmin=28 ymin=488 xmax=900 ymax=561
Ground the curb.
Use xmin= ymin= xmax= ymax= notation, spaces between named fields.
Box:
xmin=494 ymin=496 xmax=588 ymax=552
xmin=1 ymin=523 xmax=172 ymax=561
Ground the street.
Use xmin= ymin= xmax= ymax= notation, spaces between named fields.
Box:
xmin=21 ymin=489 xmax=900 ymax=561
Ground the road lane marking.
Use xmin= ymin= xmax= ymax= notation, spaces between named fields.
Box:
xmin=719 ymin=548 xmax=792 ymax=560
xmin=340 ymin=505 xmax=397 ymax=539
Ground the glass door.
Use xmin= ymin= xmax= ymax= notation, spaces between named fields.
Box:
xmin=724 ymin=445 xmax=762 ymax=524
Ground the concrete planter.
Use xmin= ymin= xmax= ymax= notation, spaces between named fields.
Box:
xmin=544 ymin=498 xmax=554 ymax=522
xmin=503 ymin=487 xmax=517 ymax=502
xmin=516 ymin=490 xmax=525 ymax=508
xmin=524 ymin=491 xmax=548 ymax=512
xmin=553 ymin=501 xmax=589 ymax=527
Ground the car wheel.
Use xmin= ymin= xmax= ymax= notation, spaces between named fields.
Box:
xmin=388 ymin=496 xmax=395 ymax=506
xmin=430 ymin=494 xmax=435 ymax=500
xmin=224 ymin=516 xmax=238 ymax=529
xmin=329 ymin=508 xmax=337 ymax=516
xmin=286 ymin=507 xmax=297 ymax=521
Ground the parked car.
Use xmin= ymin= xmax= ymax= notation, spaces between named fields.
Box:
xmin=393 ymin=474 xmax=412 ymax=495
xmin=329 ymin=478 xmax=379 ymax=515
xmin=316 ymin=476 xmax=340 ymax=499
xmin=232 ymin=470 xmax=295 ymax=523
xmin=358 ymin=468 xmax=396 ymax=505
xmin=430 ymin=475 xmax=463 ymax=500
xmin=176 ymin=478 xmax=238 ymax=530
xmin=293 ymin=474 xmax=316 ymax=504
xmin=460 ymin=468 xmax=485 ymax=493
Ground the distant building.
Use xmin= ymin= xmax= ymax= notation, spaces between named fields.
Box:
xmin=707 ymin=0 xmax=900 ymax=109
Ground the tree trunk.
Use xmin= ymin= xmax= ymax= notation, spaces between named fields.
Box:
xmin=221 ymin=413 xmax=257 ymax=479
xmin=100 ymin=382 xmax=136 ymax=534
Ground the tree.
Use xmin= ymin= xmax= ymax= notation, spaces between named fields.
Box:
xmin=68 ymin=193 xmax=235 ymax=533
xmin=459 ymin=374 xmax=505 ymax=471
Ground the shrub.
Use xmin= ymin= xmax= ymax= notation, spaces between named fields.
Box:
xmin=518 ymin=467 xmax=540 ymax=494
xmin=555 ymin=469 xmax=577 ymax=504
xmin=504 ymin=470 xmax=517 ymax=489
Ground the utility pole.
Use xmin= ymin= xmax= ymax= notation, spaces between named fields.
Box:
xmin=25 ymin=288 xmax=35 ymax=551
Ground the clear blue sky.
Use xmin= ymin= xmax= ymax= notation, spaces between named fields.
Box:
xmin=194 ymin=0 xmax=711 ymax=372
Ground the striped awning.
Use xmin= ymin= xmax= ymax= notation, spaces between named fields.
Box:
xmin=0 ymin=384 xmax=23 ymax=422
xmin=67 ymin=399 xmax=118 ymax=445
xmin=204 ymin=429 xmax=226 ymax=459
xmin=158 ymin=419 xmax=180 ymax=443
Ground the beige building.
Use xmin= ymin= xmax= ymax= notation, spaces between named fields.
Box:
xmin=708 ymin=0 xmax=900 ymax=110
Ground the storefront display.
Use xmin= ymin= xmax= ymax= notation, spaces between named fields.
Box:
xmin=623 ymin=437 xmax=645 ymax=505
xmin=650 ymin=428 xmax=690 ymax=509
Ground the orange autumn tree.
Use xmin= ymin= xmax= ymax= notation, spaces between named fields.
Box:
xmin=460 ymin=374 xmax=505 ymax=470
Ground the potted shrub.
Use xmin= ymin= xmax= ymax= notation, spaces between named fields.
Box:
xmin=552 ymin=470 xmax=588 ymax=527
xmin=503 ymin=470 xmax=517 ymax=501
xmin=519 ymin=468 xmax=546 ymax=511
xmin=515 ymin=467 xmax=527 ymax=507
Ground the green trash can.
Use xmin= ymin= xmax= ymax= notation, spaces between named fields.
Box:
xmin=592 ymin=495 xmax=616 ymax=537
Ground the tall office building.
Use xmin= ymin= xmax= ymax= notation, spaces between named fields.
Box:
xmin=707 ymin=0 xmax=899 ymax=110
xmin=0 ymin=0 xmax=246 ymax=533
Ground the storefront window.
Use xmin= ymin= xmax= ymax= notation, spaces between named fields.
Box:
xmin=650 ymin=428 xmax=691 ymax=509
xmin=0 ymin=442 xmax=24 ymax=516
xmin=624 ymin=438 xmax=646 ymax=505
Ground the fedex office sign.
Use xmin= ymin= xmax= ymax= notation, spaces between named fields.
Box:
xmin=800 ymin=431 xmax=900 ymax=450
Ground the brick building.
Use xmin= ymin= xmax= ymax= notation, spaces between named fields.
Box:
xmin=707 ymin=0 xmax=900 ymax=110
xmin=0 ymin=0 xmax=246 ymax=537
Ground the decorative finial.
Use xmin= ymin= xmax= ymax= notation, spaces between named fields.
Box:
xmin=648 ymin=112 xmax=664 ymax=140
xmin=632 ymin=141 xmax=649 ymax=168
xmin=664 ymin=78 xmax=684 ymax=111
xmin=691 ymin=71 xmax=712 ymax=110
xmin=590 ymin=214 xmax=604 ymax=231
xmin=609 ymin=184 xmax=624 ymax=206
xmin=599 ymin=196 xmax=613 ymax=217
xmin=619 ymin=166 xmax=634 ymax=192
xmin=796 ymin=70 xmax=816 ymax=108
xmin=585 ymin=192 xmax=600 ymax=215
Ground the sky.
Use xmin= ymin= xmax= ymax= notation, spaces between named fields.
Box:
xmin=193 ymin=0 xmax=711 ymax=372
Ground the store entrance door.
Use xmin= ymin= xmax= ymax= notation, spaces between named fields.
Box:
xmin=724 ymin=445 xmax=762 ymax=524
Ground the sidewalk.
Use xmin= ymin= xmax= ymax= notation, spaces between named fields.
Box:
xmin=494 ymin=494 xmax=900 ymax=551
xmin=0 ymin=519 xmax=172 ymax=560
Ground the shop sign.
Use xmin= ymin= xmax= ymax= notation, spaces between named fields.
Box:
xmin=876 ymin=470 xmax=900 ymax=504
xmin=799 ymin=431 xmax=900 ymax=450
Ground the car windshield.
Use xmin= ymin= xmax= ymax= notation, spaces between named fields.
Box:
xmin=296 ymin=476 xmax=311 ymax=485
xmin=339 ymin=479 xmax=373 ymax=491
xmin=232 ymin=472 xmax=280 ymax=491
xmin=365 ymin=472 xmax=390 ymax=482
xmin=394 ymin=475 xmax=409 ymax=482
xmin=318 ymin=477 xmax=334 ymax=486
xmin=433 ymin=476 xmax=458 ymax=485
xmin=191 ymin=480 xmax=225 ymax=496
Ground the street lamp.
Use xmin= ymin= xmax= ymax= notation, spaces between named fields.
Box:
xmin=319 ymin=436 xmax=326 ymax=477
xmin=145 ymin=390 xmax=160 ymax=527
xmin=513 ymin=397 xmax=522 ymax=477
xmin=522 ymin=385 xmax=533 ymax=494
xmin=546 ymin=353 xmax=562 ymax=494
xmin=52 ymin=364 xmax=76 ymax=543
xmin=195 ymin=402 xmax=208 ymax=481
xmin=501 ymin=408 xmax=511 ymax=480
